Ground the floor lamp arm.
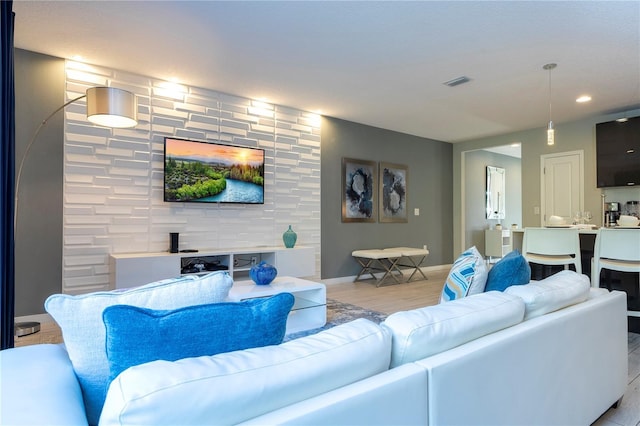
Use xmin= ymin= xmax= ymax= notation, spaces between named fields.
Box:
xmin=14 ymin=94 xmax=87 ymax=233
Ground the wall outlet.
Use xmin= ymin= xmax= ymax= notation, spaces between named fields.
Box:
xmin=534 ymin=206 xmax=540 ymax=215
xmin=414 ymin=208 xmax=420 ymax=216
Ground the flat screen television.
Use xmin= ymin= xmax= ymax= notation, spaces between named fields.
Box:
xmin=596 ymin=115 xmax=640 ymax=188
xmin=164 ymin=137 xmax=265 ymax=204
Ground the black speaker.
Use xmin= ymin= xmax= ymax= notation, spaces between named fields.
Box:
xmin=169 ymin=233 xmax=179 ymax=253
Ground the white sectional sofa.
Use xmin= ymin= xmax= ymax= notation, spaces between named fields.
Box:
xmin=0 ymin=271 xmax=628 ymax=426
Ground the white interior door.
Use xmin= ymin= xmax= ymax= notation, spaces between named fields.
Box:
xmin=541 ymin=151 xmax=584 ymax=226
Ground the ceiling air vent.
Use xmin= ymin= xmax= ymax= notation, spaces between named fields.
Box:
xmin=443 ymin=76 xmax=471 ymax=87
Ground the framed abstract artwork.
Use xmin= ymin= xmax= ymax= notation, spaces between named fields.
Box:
xmin=342 ymin=158 xmax=377 ymax=222
xmin=379 ymin=162 xmax=408 ymax=223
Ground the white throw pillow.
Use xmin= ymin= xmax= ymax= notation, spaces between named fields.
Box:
xmin=383 ymin=291 xmax=524 ymax=367
xmin=505 ymin=270 xmax=590 ymax=320
xmin=440 ymin=246 xmax=488 ymax=303
xmin=45 ymin=271 xmax=233 ymax=426
xmin=99 ymin=318 xmax=391 ymax=426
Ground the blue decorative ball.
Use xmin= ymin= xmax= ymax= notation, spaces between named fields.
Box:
xmin=249 ymin=261 xmax=278 ymax=285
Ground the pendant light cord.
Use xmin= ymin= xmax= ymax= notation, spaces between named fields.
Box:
xmin=548 ymin=67 xmax=552 ymax=123
xmin=543 ymin=63 xmax=556 ymax=125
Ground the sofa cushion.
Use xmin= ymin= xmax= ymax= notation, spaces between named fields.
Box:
xmin=484 ymin=249 xmax=531 ymax=292
xmin=99 ymin=318 xmax=391 ymax=425
xmin=505 ymin=270 xmax=590 ymax=320
xmin=440 ymin=246 xmax=488 ymax=302
xmin=0 ymin=344 xmax=88 ymax=426
xmin=103 ymin=293 xmax=294 ymax=381
xmin=383 ymin=291 xmax=525 ymax=367
xmin=45 ymin=271 xmax=233 ymax=426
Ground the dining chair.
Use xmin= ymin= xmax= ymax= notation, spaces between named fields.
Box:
xmin=591 ymin=228 xmax=640 ymax=317
xmin=522 ymin=227 xmax=582 ymax=277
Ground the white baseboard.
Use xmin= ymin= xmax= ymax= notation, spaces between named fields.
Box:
xmin=322 ymin=264 xmax=451 ymax=286
xmin=15 ymin=313 xmax=53 ymax=324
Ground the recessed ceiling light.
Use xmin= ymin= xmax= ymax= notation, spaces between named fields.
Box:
xmin=616 ymin=117 xmax=629 ymax=123
xmin=576 ymin=95 xmax=592 ymax=103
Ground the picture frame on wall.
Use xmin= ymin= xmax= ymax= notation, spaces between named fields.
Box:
xmin=342 ymin=157 xmax=377 ymax=222
xmin=379 ymin=162 xmax=408 ymax=223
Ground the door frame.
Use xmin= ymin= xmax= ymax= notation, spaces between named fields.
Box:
xmin=540 ymin=150 xmax=584 ymax=226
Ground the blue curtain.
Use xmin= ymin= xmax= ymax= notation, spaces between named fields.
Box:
xmin=1 ymin=0 xmax=16 ymax=349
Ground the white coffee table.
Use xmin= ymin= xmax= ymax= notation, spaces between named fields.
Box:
xmin=229 ymin=276 xmax=326 ymax=334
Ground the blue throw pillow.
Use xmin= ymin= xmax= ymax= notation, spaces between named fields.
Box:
xmin=103 ymin=292 xmax=295 ymax=382
xmin=484 ymin=250 xmax=531 ymax=292
xmin=45 ymin=271 xmax=233 ymax=425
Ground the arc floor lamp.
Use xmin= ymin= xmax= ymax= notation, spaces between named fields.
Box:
xmin=14 ymin=86 xmax=137 ymax=338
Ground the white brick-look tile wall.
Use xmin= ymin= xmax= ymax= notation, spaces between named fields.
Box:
xmin=63 ymin=61 xmax=321 ymax=293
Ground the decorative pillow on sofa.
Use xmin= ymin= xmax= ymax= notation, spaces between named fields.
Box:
xmin=440 ymin=246 xmax=488 ymax=303
xmin=383 ymin=291 xmax=525 ymax=367
xmin=44 ymin=271 xmax=233 ymax=426
xmin=103 ymin=293 xmax=295 ymax=381
xmin=484 ymin=249 xmax=531 ymax=292
xmin=100 ymin=318 xmax=391 ymax=425
xmin=504 ymin=270 xmax=590 ymax=320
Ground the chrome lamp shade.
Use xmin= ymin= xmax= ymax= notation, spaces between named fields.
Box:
xmin=86 ymin=87 xmax=137 ymax=128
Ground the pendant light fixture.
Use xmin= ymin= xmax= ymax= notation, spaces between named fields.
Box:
xmin=543 ymin=63 xmax=557 ymax=146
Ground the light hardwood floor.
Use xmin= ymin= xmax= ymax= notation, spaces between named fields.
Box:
xmin=14 ymin=320 xmax=62 ymax=347
xmin=327 ymin=272 xmax=640 ymax=426
xmin=326 ymin=269 xmax=449 ymax=314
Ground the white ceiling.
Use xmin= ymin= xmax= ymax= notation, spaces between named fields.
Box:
xmin=11 ymin=1 xmax=640 ymax=143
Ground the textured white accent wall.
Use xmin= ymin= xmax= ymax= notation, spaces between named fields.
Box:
xmin=63 ymin=61 xmax=321 ymax=293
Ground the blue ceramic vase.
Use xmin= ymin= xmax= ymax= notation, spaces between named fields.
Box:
xmin=249 ymin=261 xmax=278 ymax=285
xmin=283 ymin=225 xmax=297 ymax=248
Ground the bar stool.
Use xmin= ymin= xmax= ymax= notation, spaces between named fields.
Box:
xmin=591 ymin=228 xmax=640 ymax=317
xmin=522 ymin=227 xmax=582 ymax=278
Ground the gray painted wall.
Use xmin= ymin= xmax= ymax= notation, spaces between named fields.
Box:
xmin=14 ymin=49 xmax=64 ymax=315
xmin=464 ymin=150 xmax=522 ymax=254
xmin=320 ymin=116 xmax=453 ymax=279
xmin=453 ymin=109 xmax=640 ymax=256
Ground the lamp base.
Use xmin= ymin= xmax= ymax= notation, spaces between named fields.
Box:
xmin=15 ymin=321 xmax=40 ymax=337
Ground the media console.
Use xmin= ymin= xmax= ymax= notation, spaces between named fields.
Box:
xmin=109 ymin=246 xmax=316 ymax=289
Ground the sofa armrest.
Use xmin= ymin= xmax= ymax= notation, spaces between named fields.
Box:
xmin=0 ymin=344 xmax=87 ymax=425
xmin=416 ymin=290 xmax=628 ymax=426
